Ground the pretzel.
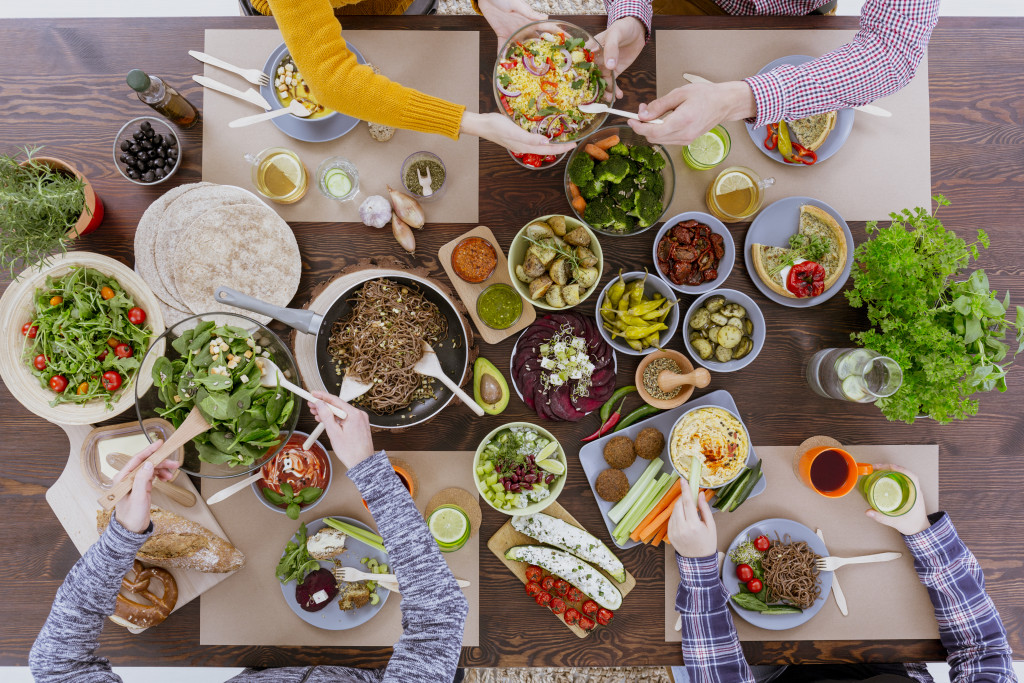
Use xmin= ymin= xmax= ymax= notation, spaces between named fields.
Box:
xmin=110 ymin=560 xmax=178 ymax=630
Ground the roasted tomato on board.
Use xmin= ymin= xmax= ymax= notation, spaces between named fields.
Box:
xmin=549 ymin=597 xmax=567 ymax=615
xmin=564 ymin=608 xmax=581 ymax=626
xmin=596 ymin=608 xmax=614 ymax=626
xmin=525 ymin=581 xmax=543 ymax=597
xmin=578 ymin=615 xmax=596 ymax=631
xmin=535 ymin=591 xmax=552 ymax=607
xmin=581 ymin=599 xmax=599 ymax=617
xmin=553 ymin=579 xmax=570 ymax=597
xmin=525 ymin=565 xmax=543 ymax=584
xmin=566 ymin=587 xmax=584 ymax=604
xmin=541 ymin=576 xmax=556 ymax=592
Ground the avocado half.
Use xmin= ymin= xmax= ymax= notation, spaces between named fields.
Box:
xmin=473 ymin=357 xmax=509 ymax=415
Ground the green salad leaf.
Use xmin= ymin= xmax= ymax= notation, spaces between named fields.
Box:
xmin=276 ymin=522 xmax=321 ymax=584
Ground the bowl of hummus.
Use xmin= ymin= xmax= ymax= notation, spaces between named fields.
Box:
xmin=669 ymin=406 xmax=749 ymax=488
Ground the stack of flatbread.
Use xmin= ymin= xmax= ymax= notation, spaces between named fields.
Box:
xmin=134 ymin=183 xmax=301 ymax=326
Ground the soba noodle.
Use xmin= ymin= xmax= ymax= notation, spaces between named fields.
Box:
xmin=327 ymin=279 xmax=448 ymax=414
xmin=761 ymin=535 xmax=821 ymax=610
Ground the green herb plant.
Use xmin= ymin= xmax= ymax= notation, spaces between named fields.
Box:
xmin=275 ymin=522 xmax=320 ymax=585
xmin=263 ymin=481 xmax=323 ymax=520
xmin=846 ymin=196 xmax=1024 ymax=423
xmin=0 ymin=146 xmax=88 ymax=277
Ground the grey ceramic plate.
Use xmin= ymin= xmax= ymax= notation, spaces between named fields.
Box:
xmin=722 ymin=518 xmax=832 ymax=631
xmin=744 ymin=196 xmax=854 ymax=308
xmin=578 ymin=389 xmax=767 ymax=549
xmin=278 ymin=516 xmax=390 ymax=630
xmin=652 ymin=212 xmax=735 ymax=295
xmin=744 ymin=55 xmax=855 ymax=166
xmin=260 ymin=42 xmax=366 ymax=143
xmin=681 ymin=288 xmax=766 ymax=372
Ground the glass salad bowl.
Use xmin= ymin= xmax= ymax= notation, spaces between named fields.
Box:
xmin=134 ymin=312 xmax=300 ymax=478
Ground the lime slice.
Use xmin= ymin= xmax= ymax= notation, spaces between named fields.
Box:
xmin=428 ymin=506 xmax=469 ymax=545
xmin=536 ymin=441 xmax=559 ymax=462
xmin=324 ymin=168 xmax=352 ymax=198
xmin=538 ymin=457 xmax=565 ymax=475
xmin=687 ymin=132 xmax=726 ymax=167
xmin=841 ymin=375 xmax=869 ymax=402
xmin=871 ymin=476 xmax=903 ymax=513
xmin=716 ymin=171 xmax=754 ymax=195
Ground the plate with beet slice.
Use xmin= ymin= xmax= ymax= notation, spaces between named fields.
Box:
xmin=510 ymin=311 xmax=617 ymax=422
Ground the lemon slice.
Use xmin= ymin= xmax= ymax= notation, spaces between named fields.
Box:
xmin=538 ymin=458 xmax=565 ymax=475
xmin=687 ymin=132 xmax=726 ymax=167
xmin=870 ymin=476 xmax=903 ymax=513
xmin=716 ymin=171 xmax=754 ymax=195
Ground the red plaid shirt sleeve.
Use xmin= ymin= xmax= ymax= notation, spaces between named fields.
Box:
xmin=604 ymin=0 xmax=653 ymax=41
xmin=741 ymin=0 xmax=939 ymax=128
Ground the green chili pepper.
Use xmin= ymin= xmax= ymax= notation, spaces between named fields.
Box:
xmin=614 ymin=404 xmax=661 ymax=431
xmin=600 ymin=386 xmax=636 ymax=422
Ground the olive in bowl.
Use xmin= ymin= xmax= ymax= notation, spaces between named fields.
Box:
xmin=113 ymin=117 xmax=181 ymax=185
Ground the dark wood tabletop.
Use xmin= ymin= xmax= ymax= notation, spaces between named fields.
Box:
xmin=1 ymin=12 xmax=1022 ymax=671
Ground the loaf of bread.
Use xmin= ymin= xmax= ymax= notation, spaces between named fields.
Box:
xmin=97 ymin=507 xmax=245 ymax=573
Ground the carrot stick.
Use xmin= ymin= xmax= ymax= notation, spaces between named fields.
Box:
xmin=703 ymin=489 xmax=715 ymax=503
xmin=572 ymin=196 xmax=587 ymax=213
xmin=585 ymin=144 xmax=609 ymax=161
xmin=641 ymin=520 xmax=662 ymax=543
xmin=595 ymin=134 xmax=620 ymax=150
xmin=631 ymin=480 xmax=682 ymax=541
xmin=653 ymin=526 xmax=668 ymax=546
xmin=636 ymin=497 xmax=677 ymax=542
xmin=569 ymin=181 xmax=581 ymax=199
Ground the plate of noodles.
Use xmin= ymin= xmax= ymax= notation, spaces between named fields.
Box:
xmin=721 ymin=518 xmax=832 ymax=630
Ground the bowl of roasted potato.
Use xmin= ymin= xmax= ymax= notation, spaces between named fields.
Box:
xmin=508 ymin=214 xmax=603 ymax=311
xmin=682 ymin=289 xmax=765 ymax=372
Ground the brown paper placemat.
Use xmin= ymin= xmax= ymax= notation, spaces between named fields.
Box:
xmin=656 ymin=30 xmax=931 ymax=221
xmin=201 ymin=29 xmax=479 ymax=223
xmin=200 ymin=450 xmax=480 ymax=647
xmin=664 ymin=444 xmax=939 ymax=642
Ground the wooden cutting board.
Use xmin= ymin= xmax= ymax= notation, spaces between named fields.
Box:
xmin=46 ymin=422 xmax=239 ymax=633
xmin=487 ymin=501 xmax=636 ymax=638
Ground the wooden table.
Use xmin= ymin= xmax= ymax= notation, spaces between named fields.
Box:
xmin=1 ymin=13 xmax=1022 ymax=670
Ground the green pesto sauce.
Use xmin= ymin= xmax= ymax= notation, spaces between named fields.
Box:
xmin=477 ymin=284 xmax=522 ymax=330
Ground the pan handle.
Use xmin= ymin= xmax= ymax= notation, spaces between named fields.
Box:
xmin=214 ymin=286 xmax=321 ymax=335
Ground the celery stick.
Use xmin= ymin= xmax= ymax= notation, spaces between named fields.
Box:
xmin=608 ymin=457 xmax=663 ymax=524
xmin=324 ymin=518 xmax=386 ymax=552
xmin=688 ymin=457 xmax=703 ymax=504
xmin=628 ymin=472 xmax=680 ymax=536
xmin=613 ymin=473 xmax=668 ymax=541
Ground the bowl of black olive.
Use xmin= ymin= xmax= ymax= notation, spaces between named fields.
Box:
xmin=113 ymin=117 xmax=181 ymax=185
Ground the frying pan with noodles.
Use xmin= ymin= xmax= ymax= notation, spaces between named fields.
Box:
xmin=214 ymin=274 xmax=469 ymax=429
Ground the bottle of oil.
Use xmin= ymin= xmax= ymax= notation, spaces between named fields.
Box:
xmin=127 ymin=69 xmax=199 ymax=128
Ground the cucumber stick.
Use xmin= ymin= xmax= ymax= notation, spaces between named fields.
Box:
xmin=608 ymin=457 xmax=663 ymax=524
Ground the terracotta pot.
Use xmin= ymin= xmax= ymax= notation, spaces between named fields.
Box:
xmin=19 ymin=156 xmax=104 ymax=238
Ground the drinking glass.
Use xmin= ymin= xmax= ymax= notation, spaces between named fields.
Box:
xmin=317 ymin=156 xmax=359 ymax=201
xmin=244 ymin=147 xmax=308 ymax=204
xmin=682 ymin=125 xmax=731 ymax=171
xmin=806 ymin=348 xmax=903 ymax=403
xmin=859 ymin=469 xmax=917 ymax=516
xmin=705 ymin=166 xmax=774 ymax=222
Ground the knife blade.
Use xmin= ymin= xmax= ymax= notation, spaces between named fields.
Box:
xmin=816 ymin=528 xmax=848 ymax=616
xmin=192 ymin=75 xmax=271 ymax=111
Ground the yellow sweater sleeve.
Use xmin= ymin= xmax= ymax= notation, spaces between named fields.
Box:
xmin=267 ymin=0 xmax=466 ymax=139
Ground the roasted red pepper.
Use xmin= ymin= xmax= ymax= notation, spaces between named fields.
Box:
xmin=763 ymin=124 xmax=778 ymax=151
xmin=787 ymin=260 xmax=826 ymax=298
xmin=540 ymin=80 xmax=558 ymax=97
xmin=786 ymin=142 xmax=818 ymax=165
xmin=499 ymin=94 xmax=514 ymax=116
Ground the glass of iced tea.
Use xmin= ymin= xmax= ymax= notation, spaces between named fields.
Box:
xmin=245 ymin=147 xmax=308 ymax=204
xmin=705 ymin=166 xmax=774 ymax=222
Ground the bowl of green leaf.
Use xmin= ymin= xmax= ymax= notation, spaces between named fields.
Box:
xmin=134 ymin=312 xmax=300 ymax=478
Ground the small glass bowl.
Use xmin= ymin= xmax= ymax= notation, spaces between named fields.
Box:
xmin=317 ymin=156 xmax=359 ymax=201
xmin=113 ymin=116 xmax=182 ymax=186
xmin=476 ymin=283 xmax=524 ymax=330
xmin=400 ymin=151 xmax=447 ymax=201
xmin=80 ymin=418 xmax=182 ymax=490
xmin=451 ymin=236 xmax=498 ymax=284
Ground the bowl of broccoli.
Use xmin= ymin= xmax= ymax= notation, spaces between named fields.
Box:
xmin=563 ymin=126 xmax=675 ymax=237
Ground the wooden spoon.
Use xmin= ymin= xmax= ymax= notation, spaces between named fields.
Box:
xmin=106 ymin=453 xmax=196 ymax=508
xmin=98 ymin=406 xmax=211 ymax=510
xmin=256 ymin=357 xmax=347 ymax=421
xmin=413 ymin=341 xmax=484 ymax=417
xmin=206 ymin=471 xmax=264 ymax=506
xmin=658 ymin=367 xmax=711 ymax=394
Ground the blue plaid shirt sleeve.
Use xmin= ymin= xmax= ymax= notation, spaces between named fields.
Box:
xmin=903 ymin=512 xmax=1017 ymax=683
xmin=675 ymin=552 xmax=754 ymax=683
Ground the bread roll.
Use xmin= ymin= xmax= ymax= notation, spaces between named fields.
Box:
xmin=97 ymin=507 xmax=245 ymax=573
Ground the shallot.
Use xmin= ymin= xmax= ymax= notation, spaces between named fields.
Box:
xmin=391 ymin=213 xmax=416 ymax=254
xmin=387 ymin=185 xmax=425 ymax=229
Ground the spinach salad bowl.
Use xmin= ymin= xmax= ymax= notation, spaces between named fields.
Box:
xmin=134 ymin=312 xmax=300 ymax=478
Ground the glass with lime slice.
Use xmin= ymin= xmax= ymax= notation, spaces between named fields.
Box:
xmin=316 ymin=157 xmax=359 ymax=201
xmin=682 ymin=125 xmax=731 ymax=171
xmin=859 ymin=470 xmax=916 ymax=516
xmin=428 ymin=504 xmax=471 ymax=552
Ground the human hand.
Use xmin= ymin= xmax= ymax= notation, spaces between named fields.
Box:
xmin=594 ymin=17 xmax=646 ymax=99
xmin=112 ymin=440 xmax=180 ymax=534
xmin=628 ymin=81 xmax=756 ymax=146
xmin=667 ymin=489 xmax=718 ymax=557
xmin=460 ymin=111 xmax=577 ymax=156
xmin=309 ymin=392 xmax=374 ymax=469
xmin=865 ymin=464 xmax=931 ymax=536
xmin=479 ymin=0 xmax=546 ymax=52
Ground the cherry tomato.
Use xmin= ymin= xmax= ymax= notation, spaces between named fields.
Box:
xmin=541 ymin=576 xmax=556 ymax=592
xmin=21 ymin=322 xmax=38 ymax=338
xmin=114 ymin=343 xmax=133 ymax=359
xmin=553 ymin=579 xmax=569 ymax=596
xmin=563 ymin=608 xmax=581 ymax=625
xmin=128 ymin=307 xmax=147 ymax=325
xmin=101 ymin=371 xmax=122 ymax=392
xmin=746 ymin=578 xmax=764 ymax=594
xmin=549 ymin=597 xmax=566 ymax=615
xmin=578 ymin=615 xmax=596 ymax=631
xmin=100 ymin=285 xmax=115 ymax=300
xmin=596 ymin=608 xmax=614 ymax=626
xmin=520 ymin=153 xmax=543 ymax=167
xmin=50 ymin=295 xmax=64 ymax=306
xmin=566 ymin=587 xmax=584 ymax=603
xmin=77 ymin=382 xmax=89 ymax=395
xmin=33 ymin=354 xmax=47 ymax=370
xmin=97 ymin=350 xmax=108 ymax=361
xmin=754 ymin=535 xmax=770 ymax=552
xmin=49 ymin=375 xmax=68 ymax=392
xmin=534 ymin=591 xmax=552 ymax=607
xmin=736 ymin=564 xmax=754 ymax=583
xmin=525 ymin=581 xmax=542 ymax=597
xmin=542 ymin=154 xmax=557 ymax=163
xmin=107 ymin=337 xmax=119 ymax=348
xmin=580 ymin=599 xmax=599 ymax=617
xmin=525 ymin=565 xmax=543 ymax=584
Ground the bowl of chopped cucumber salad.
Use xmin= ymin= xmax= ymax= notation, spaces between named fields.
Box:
xmin=474 ymin=422 xmax=567 ymax=515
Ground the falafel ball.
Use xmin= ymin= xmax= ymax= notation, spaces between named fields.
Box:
xmin=603 ymin=435 xmax=636 ymax=469
xmin=595 ymin=468 xmax=630 ymax=503
xmin=634 ymin=427 xmax=666 ymax=460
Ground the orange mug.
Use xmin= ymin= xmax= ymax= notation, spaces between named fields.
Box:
xmin=796 ymin=446 xmax=872 ymax=498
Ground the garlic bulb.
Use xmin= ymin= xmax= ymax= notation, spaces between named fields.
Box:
xmin=359 ymin=195 xmax=391 ymax=229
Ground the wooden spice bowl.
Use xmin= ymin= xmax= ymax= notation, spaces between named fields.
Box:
xmin=634 ymin=349 xmax=710 ymax=410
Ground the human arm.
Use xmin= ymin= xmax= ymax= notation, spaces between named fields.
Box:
xmin=669 ymin=490 xmax=754 ymax=683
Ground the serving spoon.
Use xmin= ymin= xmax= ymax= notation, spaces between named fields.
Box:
xmin=228 ymin=100 xmax=310 ymax=128
xmin=579 ymin=102 xmax=664 ymax=124
xmin=256 ymin=357 xmax=348 ymax=421
xmin=682 ymin=73 xmax=892 ymax=117
xmin=413 ymin=341 xmax=485 ymax=417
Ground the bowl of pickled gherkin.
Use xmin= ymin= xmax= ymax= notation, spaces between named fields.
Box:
xmin=682 ymin=290 xmax=764 ymax=372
